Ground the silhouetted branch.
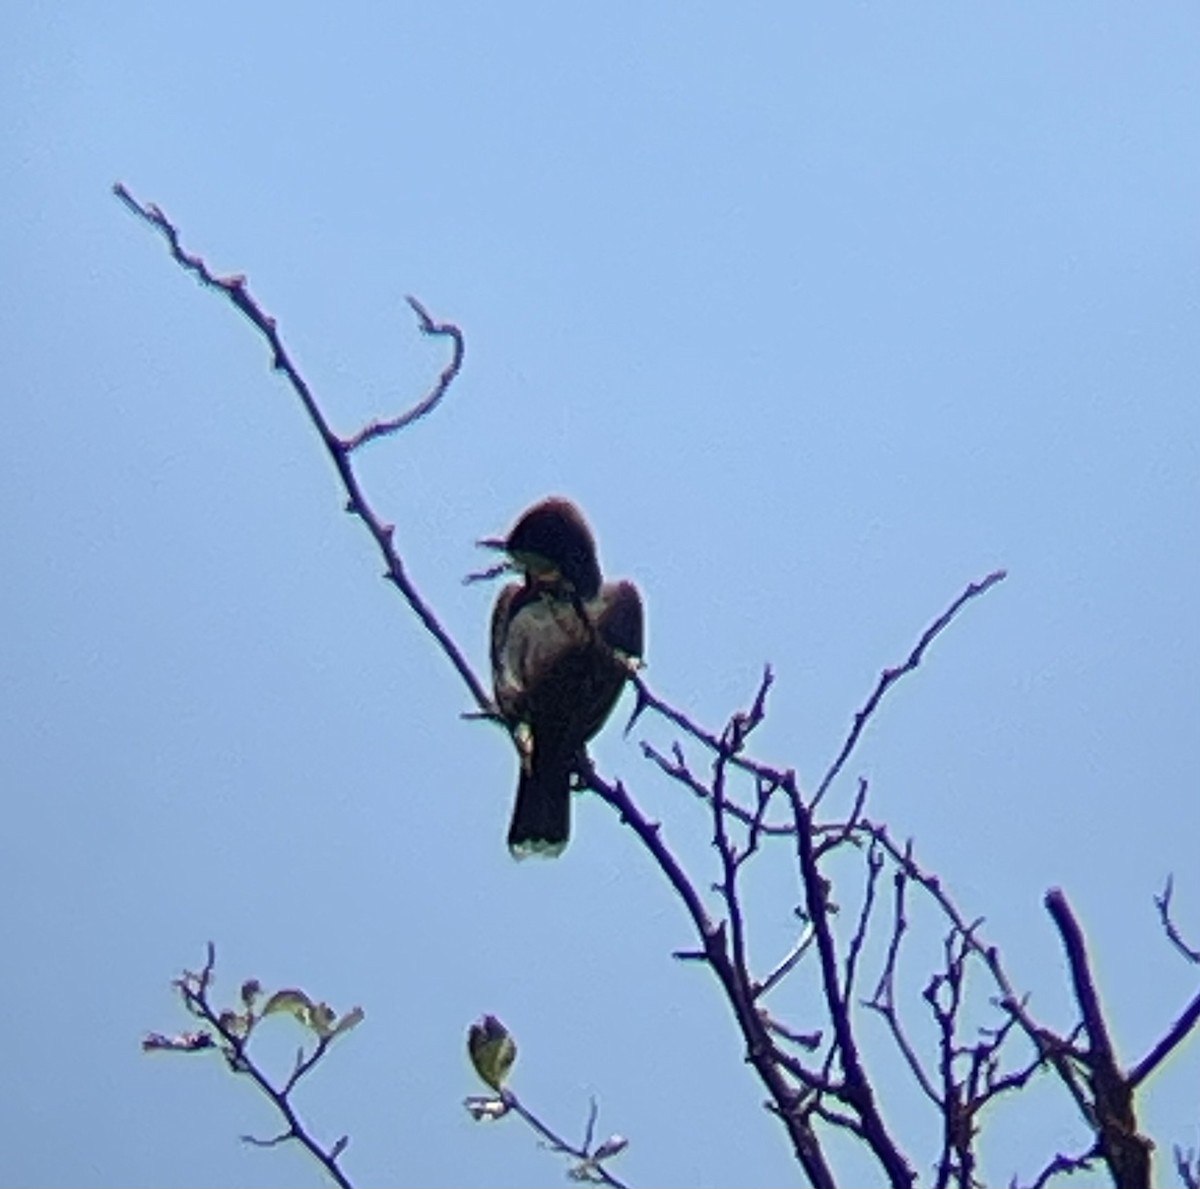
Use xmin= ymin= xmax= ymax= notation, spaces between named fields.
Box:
xmin=842 ymin=840 xmax=884 ymax=1009
xmin=584 ymin=764 xmax=838 ymax=1189
xmin=810 ymin=567 xmax=1007 ymax=813
xmin=710 ymin=673 xmax=777 ymax=1034
xmin=466 ymin=1037 xmax=630 ymax=1189
xmin=867 ymin=858 xmax=940 ymax=1108
xmin=341 ymin=296 xmax=464 ymax=452
xmin=926 ymin=931 xmax=974 ymax=1188
xmin=784 ymin=779 xmax=916 ymax=1187
xmin=124 ymin=189 xmax=1198 ymax=1189
xmin=1155 ymin=875 xmax=1200 ymax=964
xmin=145 ymin=944 xmax=358 ymax=1189
xmin=114 ymin=183 xmax=490 ymax=716
xmin=1046 ymin=888 xmax=1152 ymax=1189
xmin=1026 ymin=1144 xmax=1100 ymax=1189
xmin=630 ymin=670 xmax=788 ymax=791
xmin=502 ymin=1092 xmax=629 ymax=1188
xmin=854 ymin=819 xmax=1056 ymax=1067
xmin=813 ymin=777 xmax=870 ymax=859
xmin=1129 ymin=988 xmax=1200 ymax=1089
xmin=1176 ymin=1142 xmax=1200 ymax=1189
xmin=637 ymin=568 xmax=1008 ymax=841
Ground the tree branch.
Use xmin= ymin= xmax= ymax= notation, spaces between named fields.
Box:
xmin=810 ymin=568 xmax=1006 ymax=813
xmin=148 ymin=944 xmax=356 ymax=1189
xmin=785 ymin=781 xmax=915 ymax=1187
xmin=114 ymin=183 xmax=490 ymax=715
xmin=1154 ymin=875 xmax=1200 ymax=964
xmin=1045 ymin=888 xmax=1152 ymax=1189
xmin=128 ymin=188 xmax=1158 ymax=1189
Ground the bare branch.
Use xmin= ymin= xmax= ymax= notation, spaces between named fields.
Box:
xmin=811 ymin=569 xmax=1007 ymax=813
xmin=755 ymin=925 xmax=816 ymax=1001
xmin=842 ymin=840 xmax=884 ymax=1008
xmin=1045 ymin=888 xmax=1152 ymax=1189
xmin=1129 ymin=987 xmax=1200 ymax=1089
xmin=127 ymin=190 xmax=1159 ymax=1189
xmin=762 ymin=1013 xmax=823 ymax=1051
xmin=341 ymin=296 xmax=464 ymax=452
xmin=1175 ymin=1143 xmax=1200 ymax=1189
xmin=114 ymin=183 xmax=491 ymax=718
xmin=1155 ymin=875 xmax=1200 ymax=964
xmin=499 ymin=1089 xmax=629 ymax=1188
xmin=709 ymin=673 xmax=777 ymax=1036
xmin=855 ymin=820 xmax=1066 ymax=1076
xmin=584 ymin=765 xmax=838 ymax=1189
xmin=783 ymin=780 xmax=916 ymax=1187
xmin=635 ymin=571 xmax=1008 ymax=839
xmin=158 ymin=948 xmax=356 ymax=1189
xmin=814 ymin=777 xmax=871 ymax=860
xmin=867 ymin=859 xmax=940 ymax=1109
xmin=1026 ymin=1144 xmax=1100 ymax=1189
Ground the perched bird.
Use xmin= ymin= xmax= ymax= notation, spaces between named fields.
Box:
xmin=483 ymin=497 xmax=644 ymax=858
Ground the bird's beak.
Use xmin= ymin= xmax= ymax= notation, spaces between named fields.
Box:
xmin=476 ymin=535 xmax=508 ymax=552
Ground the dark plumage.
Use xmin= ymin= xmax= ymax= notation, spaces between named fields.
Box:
xmin=488 ymin=498 xmax=644 ymax=857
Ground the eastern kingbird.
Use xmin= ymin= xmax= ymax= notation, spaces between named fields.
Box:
xmin=483 ymin=497 xmax=644 ymax=858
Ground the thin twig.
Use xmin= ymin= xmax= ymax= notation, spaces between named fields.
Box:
xmin=170 ymin=946 xmax=354 ymax=1189
xmin=636 ymin=572 xmax=1007 ymax=837
xmin=585 ymin=765 xmax=839 ymax=1189
xmin=341 ymin=296 xmax=464 ymax=452
xmin=811 ymin=570 xmax=1007 ymax=813
xmin=1129 ymin=987 xmax=1200 ymax=1088
xmin=783 ymin=780 xmax=916 ymax=1187
xmin=866 ymin=858 xmax=940 ymax=1108
xmin=1155 ymin=876 xmax=1200 ymax=964
xmin=501 ymin=1090 xmax=628 ymax=1188
xmin=1026 ymin=1144 xmax=1100 ymax=1189
xmin=114 ymin=183 xmax=490 ymax=716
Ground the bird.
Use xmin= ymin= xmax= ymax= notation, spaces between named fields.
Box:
xmin=483 ymin=497 xmax=644 ymax=858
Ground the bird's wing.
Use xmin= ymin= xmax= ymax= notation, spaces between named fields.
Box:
xmin=594 ymin=579 xmax=644 ymax=661
xmin=490 ymin=583 xmax=525 ymax=711
xmin=492 ymin=584 xmax=593 ymax=720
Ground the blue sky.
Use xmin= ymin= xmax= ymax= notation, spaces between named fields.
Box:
xmin=3 ymin=3 xmax=1199 ymax=1185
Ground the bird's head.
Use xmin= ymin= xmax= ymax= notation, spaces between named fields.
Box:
xmin=480 ymin=497 xmax=602 ymax=600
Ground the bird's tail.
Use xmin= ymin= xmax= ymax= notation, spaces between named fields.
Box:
xmin=507 ymin=752 xmax=573 ymax=859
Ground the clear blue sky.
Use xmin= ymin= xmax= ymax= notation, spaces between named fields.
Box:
xmin=3 ymin=4 xmax=1199 ymax=1186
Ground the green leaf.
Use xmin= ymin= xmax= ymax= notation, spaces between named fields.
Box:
xmin=468 ymin=1014 xmax=516 ymax=1091
xmin=262 ymin=988 xmax=314 ymax=1025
